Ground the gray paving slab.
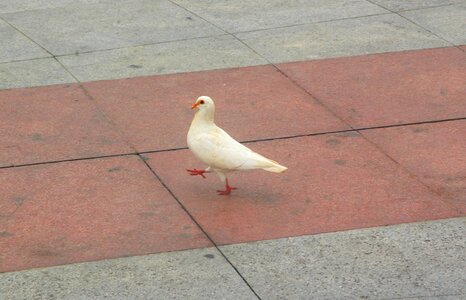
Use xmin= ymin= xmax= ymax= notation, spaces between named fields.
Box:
xmin=369 ymin=0 xmax=462 ymax=12
xmin=0 ymin=58 xmax=76 ymax=90
xmin=172 ymin=0 xmax=388 ymax=33
xmin=0 ymin=247 xmax=257 ymax=300
xmin=1 ymin=0 xmax=224 ymax=56
xmin=58 ymin=35 xmax=268 ymax=82
xmin=400 ymin=3 xmax=466 ymax=45
xmin=0 ymin=0 xmax=99 ymax=14
xmin=0 ymin=18 xmax=50 ymax=63
xmin=236 ymin=13 xmax=449 ymax=64
xmin=221 ymin=218 xmax=466 ymax=300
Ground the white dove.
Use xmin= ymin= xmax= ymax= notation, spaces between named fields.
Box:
xmin=187 ymin=96 xmax=288 ymax=195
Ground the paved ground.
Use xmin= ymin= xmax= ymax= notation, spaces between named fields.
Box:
xmin=0 ymin=0 xmax=465 ymax=299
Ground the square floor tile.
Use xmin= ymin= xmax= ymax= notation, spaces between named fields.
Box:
xmin=0 ymin=0 xmax=97 ymax=14
xmin=362 ymin=120 xmax=466 ymax=213
xmin=145 ymin=134 xmax=460 ymax=245
xmin=0 ymin=84 xmax=132 ymax=166
xmin=2 ymin=0 xmax=224 ymax=55
xmin=221 ymin=219 xmax=466 ymax=299
xmin=0 ymin=156 xmax=211 ymax=272
xmin=58 ymin=35 xmax=267 ymax=82
xmin=370 ymin=0 xmax=461 ymax=12
xmin=236 ymin=14 xmax=447 ymax=63
xmin=0 ymin=58 xmax=76 ymax=90
xmin=279 ymin=47 xmax=466 ymax=128
xmin=401 ymin=3 xmax=466 ymax=45
xmin=0 ymin=19 xmax=50 ymax=63
xmin=0 ymin=247 xmax=256 ymax=299
xmin=172 ymin=0 xmax=386 ymax=33
xmin=83 ymin=65 xmax=349 ymax=152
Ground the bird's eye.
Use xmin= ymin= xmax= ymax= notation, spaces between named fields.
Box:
xmin=200 ymin=100 xmax=205 ymax=104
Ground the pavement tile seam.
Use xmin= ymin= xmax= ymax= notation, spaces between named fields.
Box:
xmin=1 ymin=44 xmax=462 ymax=91
xmin=0 ymin=14 xmax=52 ymax=56
xmin=0 ymin=152 xmax=138 ymax=170
xmin=0 ymin=0 xmax=95 ymax=14
xmin=361 ymin=120 xmax=466 ymax=214
xmin=0 ymin=56 xmax=52 ymax=66
xmin=0 ymin=13 xmax=84 ymax=88
xmin=166 ymin=0 xmax=228 ymax=35
xmin=1 ymin=117 xmax=465 ymax=171
xmin=53 ymin=33 xmax=232 ymax=60
xmin=395 ymin=3 xmax=462 ymax=12
xmin=392 ymin=13 xmax=456 ymax=47
xmin=0 ymin=33 xmax=232 ymax=65
xmin=213 ymin=214 xmax=464 ymax=248
xmin=360 ymin=132 xmax=465 ymax=216
xmin=219 ymin=40 xmax=357 ymax=138
xmin=225 ymin=33 xmax=356 ymax=139
xmin=276 ymin=46 xmax=466 ymax=128
xmin=137 ymin=153 xmax=262 ymax=299
xmin=0 ymin=58 xmax=78 ymax=89
xmin=218 ymin=216 xmax=465 ymax=251
xmin=0 ymin=154 xmax=217 ymax=273
xmin=366 ymin=0 xmax=455 ymax=13
xmin=356 ymin=117 xmax=466 ymax=216
xmin=378 ymin=294 xmax=465 ymax=300
xmin=217 ymin=12 xmax=393 ymax=35
xmin=271 ymin=46 xmax=465 ymax=134
xmin=399 ymin=3 xmax=466 ymax=46
xmin=77 ymin=83 xmax=139 ymax=151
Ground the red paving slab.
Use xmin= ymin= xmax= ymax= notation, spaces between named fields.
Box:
xmin=278 ymin=47 xmax=466 ymax=128
xmin=145 ymin=133 xmax=461 ymax=245
xmin=362 ymin=120 xmax=466 ymax=214
xmin=82 ymin=65 xmax=349 ymax=152
xmin=0 ymin=84 xmax=133 ymax=167
xmin=0 ymin=156 xmax=211 ymax=273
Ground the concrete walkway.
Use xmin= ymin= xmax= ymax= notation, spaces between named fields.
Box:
xmin=1 ymin=0 xmax=465 ymax=299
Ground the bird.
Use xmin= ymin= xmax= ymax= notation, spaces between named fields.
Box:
xmin=187 ymin=96 xmax=288 ymax=195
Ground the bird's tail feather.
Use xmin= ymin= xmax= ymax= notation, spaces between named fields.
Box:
xmin=263 ymin=164 xmax=288 ymax=173
xmin=262 ymin=159 xmax=288 ymax=173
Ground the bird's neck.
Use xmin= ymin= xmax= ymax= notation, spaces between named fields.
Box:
xmin=193 ymin=108 xmax=215 ymax=125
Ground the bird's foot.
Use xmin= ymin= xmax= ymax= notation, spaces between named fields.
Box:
xmin=217 ymin=185 xmax=237 ymax=196
xmin=186 ymin=168 xmax=208 ymax=178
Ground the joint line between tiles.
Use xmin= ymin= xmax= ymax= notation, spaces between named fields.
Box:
xmin=358 ymin=130 xmax=464 ymax=214
xmin=231 ymin=12 xmax=392 ymax=35
xmin=1 ymin=117 xmax=464 ymax=170
xmin=77 ymin=84 xmax=140 ymax=154
xmin=226 ymin=29 xmax=357 ymax=133
xmin=365 ymin=0 xmax=460 ymax=49
xmin=138 ymin=154 xmax=262 ymax=300
xmin=0 ymin=152 xmax=137 ymax=170
xmin=378 ymin=293 xmax=465 ymax=300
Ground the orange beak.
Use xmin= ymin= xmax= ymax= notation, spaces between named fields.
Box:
xmin=191 ymin=101 xmax=200 ymax=109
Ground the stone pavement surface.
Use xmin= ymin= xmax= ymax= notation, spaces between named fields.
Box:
xmin=0 ymin=0 xmax=465 ymax=299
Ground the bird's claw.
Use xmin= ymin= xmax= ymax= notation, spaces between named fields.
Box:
xmin=217 ymin=186 xmax=237 ymax=195
xmin=186 ymin=169 xmax=207 ymax=178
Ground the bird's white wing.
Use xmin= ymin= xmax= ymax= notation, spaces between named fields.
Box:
xmin=189 ymin=126 xmax=277 ymax=171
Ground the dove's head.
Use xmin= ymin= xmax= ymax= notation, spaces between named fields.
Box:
xmin=191 ymin=96 xmax=214 ymax=111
